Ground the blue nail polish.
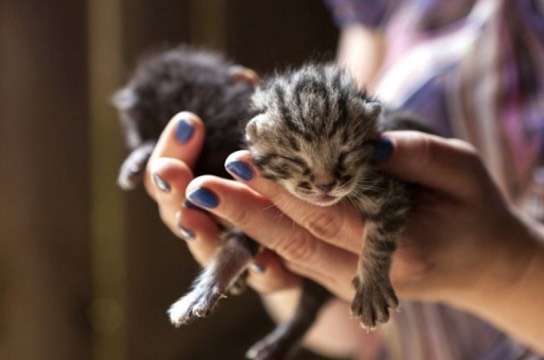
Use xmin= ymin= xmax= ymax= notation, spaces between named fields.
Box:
xmin=251 ymin=263 xmax=266 ymax=274
xmin=152 ymin=172 xmax=171 ymax=192
xmin=183 ymin=199 xmax=209 ymax=214
xmin=175 ymin=117 xmax=194 ymax=143
xmin=188 ymin=187 xmax=219 ymax=208
xmin=225 ymin=160 xmax=253 ymax=181
xmin=178 ymin=226 xmax=195 ymax=240
xmin=372 ymin=137 xmax=393 ymax=161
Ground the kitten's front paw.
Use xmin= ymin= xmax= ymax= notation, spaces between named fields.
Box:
xmin=168 ymin=282 xmax=226 ymax=326
xmin=350 ymin=276 xmax=398 ymax=329
xmin=118 ymin=162 xmax=144 ymax=190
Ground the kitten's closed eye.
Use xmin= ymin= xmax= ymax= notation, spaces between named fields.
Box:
xmin=282 ymin=155 xmax=307 ymax=171
xmin=338 ymin=175 xmax=353 ymax=185
xmin=255 ymin=153 xmax=310 ymax=180
xmin=298 ymin=181 xmax=312 ymax=191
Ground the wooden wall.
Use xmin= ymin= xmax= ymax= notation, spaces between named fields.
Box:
xmin=0 ymin=1 xmax=338 ymax=359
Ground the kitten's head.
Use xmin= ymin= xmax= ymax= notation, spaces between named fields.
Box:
xmin=246 ymin=64 xmax=381 ymax=207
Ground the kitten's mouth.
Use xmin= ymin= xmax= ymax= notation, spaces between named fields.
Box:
xmin=313 ymin=194 xmax=339 ymax=206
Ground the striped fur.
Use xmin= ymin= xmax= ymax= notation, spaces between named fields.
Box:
xmin=247 ymin=64 xmax=418 ymax=328
xmin=115 ymin=47 xmax=429 ymax=357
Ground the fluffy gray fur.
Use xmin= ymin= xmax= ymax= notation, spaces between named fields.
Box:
xmin=114 ymin=46 xmax=330 ymax=360
xmin=114 ymin=46 xmax=431 ymax=360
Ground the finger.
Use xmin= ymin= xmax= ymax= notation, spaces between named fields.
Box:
xmin=176 ymin=204 xmax=223 ymax=266
xmin=148 ymin=157 xmax=222 ymax=267
xmin=148 ymin=157 xmax=193 ymax=232
xmin=185 ymin=175 xmax=358 ymax=296
xmin=144 ymin=111 xmax=205 ymax=198
xmin=377 ymin=131 xmax=487 ymax=199
xmin=224 ymin=151 xmax=364 ymax=254
xmin=246 ymin=249 xmax=302 ymax=294
xmin=180 ymin=171 xmax=302 ymax=293
xmin=252 ymin=247 xmax=357 ymax=301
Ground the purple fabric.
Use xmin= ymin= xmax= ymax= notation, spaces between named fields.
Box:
xmin=323 ymin=0 xmax=402 ymax=28
xmin=401 ymin=69 xmax=453 ymax=137
xmin=323 ymin=0 xmax=477 ymax=30
xmin=324 ymin=0 xmax=544 ymax=358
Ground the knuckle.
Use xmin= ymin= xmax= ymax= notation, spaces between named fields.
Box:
xmin=157 ymin=205 xmax=169 ymax=224
xmin=303 ymin=211 xmax=343 ymax=241
xmin=158 ymin=205 xmax=175 ymax=229
xmin=448 ymin=138 xmax=477 ymax=153
xmin=415 ymin=134 xmax=434 ymax=172
xmin=447 ymin=139 xmax=481 ymax=165
xmin=143 ymin=170 xmax=157 ymax=199
xmin=447 ymin=139 xmax=489 ymax=198
xmin=143 ymin=179 xmax=155 ymax=199
xmin=225 ymin=205 xmax=252 ymax=228
xmin=275 ymin=229 xmax=317 ymax=263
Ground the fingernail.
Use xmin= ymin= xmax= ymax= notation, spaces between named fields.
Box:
xmin=372 ymin=137 xmax=393 ymax=161
xmin=175 ymin=211 xmax=195 ymax=240
xmin=178 ymin=226 xmax=195 ymax=240
xmin=182 ymin=199 xmax=209 ymax=213
xmin=152 ymin=172 xmax=171 ymax=192
xmin=187 ymin=187 xmax=219 ymax=208
xmin=251 ymin=263 xmax=266 ymax=273
xmin=175 ymin=116 xmax=194 ymax=143
xmin=228 ymin=64 xmax=246 ymax=76
xmin=225 ymin=160 xmax=253 ymax=181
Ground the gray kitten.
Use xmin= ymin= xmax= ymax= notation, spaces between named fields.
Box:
xmin=114 ymin=46 xmax=430 ymax=360
xmin=115 ymin=46 xmax=330 ymax=360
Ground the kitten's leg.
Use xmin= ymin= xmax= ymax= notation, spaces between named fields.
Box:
xmin=229 ymin=270 xmax=249 ymax=295
xmin=118 ymin=140 xmax=156 ymax=190
xmin=246 ymin=279 xmax=330 ymax=360
xmin=169 ymin=229 xmax=259 ymax=326
xmin=351 ymin=178 xmax=409 ymax=329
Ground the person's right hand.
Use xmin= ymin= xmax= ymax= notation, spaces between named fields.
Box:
xmin=144 ymin=111 xmax=220 ymax=265
xmin=145 ymin=108 xmax=301 ymax=293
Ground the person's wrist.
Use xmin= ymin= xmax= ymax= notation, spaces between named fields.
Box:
xmin=454 ymin=211 xmax=544 ymax=351
xmin=447 ymin=209 xmax=536 ymax=311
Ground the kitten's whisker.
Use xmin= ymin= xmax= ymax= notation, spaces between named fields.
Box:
xmin=261 ymin=201 xmax=278 ymax=212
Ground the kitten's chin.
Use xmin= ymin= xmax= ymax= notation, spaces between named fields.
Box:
xmin=291 ymin=190 xmax=342 ymax=207
xmin=308 ymin=194 xmax=342 ymax=207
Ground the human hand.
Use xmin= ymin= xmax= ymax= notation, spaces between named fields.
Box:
xmin=144 ymin=110 xmax=223 ymax=267
xmin=176 ymin=131 xmax=531 ymax=306
xmin=148 ymin=124 xmax=544 ymax=352
xmin=145 ymin=108 xmax=303 ymax=293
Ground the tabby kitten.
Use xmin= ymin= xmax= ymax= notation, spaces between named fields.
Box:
xmin=114 ymin=46 xmax=427 ymax=360
xmin=246 ymin=64 xmax=411 ymax=328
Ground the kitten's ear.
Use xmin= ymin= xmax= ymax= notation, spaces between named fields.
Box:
xmin=363 ymin=101 xmax=382 ymax=120
xmin=245 ymin=114 xmax=267 ymax=142
xmin=228 ymin=65 xmax=260 ymax=86
xmin=112 ymin=88 xmax=139 ymax=111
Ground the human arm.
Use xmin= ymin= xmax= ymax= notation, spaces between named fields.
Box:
xmin=211 ymin=133 xmax=544 ymax=353
xmin=145 ymin=114 xmax=544 ymax=354
xmin=336 ymin=24 xmax=386 ymax=92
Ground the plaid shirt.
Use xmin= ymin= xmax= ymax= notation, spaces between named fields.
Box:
xmin=325 ymin=0 xmax=544 ymax=359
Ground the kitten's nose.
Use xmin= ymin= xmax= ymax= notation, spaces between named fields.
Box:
xmin=316 ymin=181 xmax=337 ymax=193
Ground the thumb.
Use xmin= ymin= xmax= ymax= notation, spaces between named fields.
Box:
xmin=377 ymin=131 xmax=484 ymax=198
xmin=144 ymin=111 xmax=205 ymax=196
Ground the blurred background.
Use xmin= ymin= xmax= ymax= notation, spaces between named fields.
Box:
xmin=0 ymin=0 xmax=339 ymax=359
